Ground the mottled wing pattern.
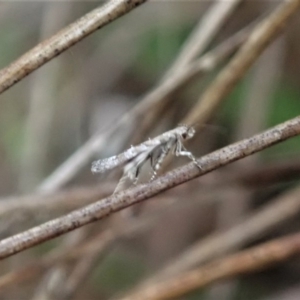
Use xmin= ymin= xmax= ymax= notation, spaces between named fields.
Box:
xmin=91 ymin=125 xmax=199 ymax=194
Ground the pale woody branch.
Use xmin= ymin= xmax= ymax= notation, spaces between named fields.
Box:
xmin=39 ymin=0 xmax=300 ymax=193
xmin=0 ymin=0 xmax=147 ymax=95
xmin=119 ymin=232 xmax=300 ymax=300
xmin=184 ymin=0 xmax=300 ymax=126
xmin=0 ymin=116 xmax=300 ymax=259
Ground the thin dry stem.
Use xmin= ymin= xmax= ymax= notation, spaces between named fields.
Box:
xmin=234 ymin=37 xmax=285 ymax=141
xmin=57 ymin=249 xmax=101 ymax=299
xmin=0 ymin=204 xmax=165 ymax=291
xmin=129 ymin=22 xmax=253 ymax=147
xmin=119 ymin=233 xmax=300 ymax=300
xmin=117 ymin=174 xmax=300 ymax=299
xmin=204 ymin=31 xmax=286 ymax=300
xmin=169 ymin=183 xmax=300 ymax=272
xmin=0 ymin=184 xmax=114 ymax=218
xmin=163 ymin=0 xmax=241 ymax=77
xmin=0 ymin=230 xmax=114 ymax=291
xmin=19 ymin=3 xmax=71 ymax=191
xmin=183 ymin=0 xmax=300 ymax=126
xmin=0 ymin=116 xmax=300 ymax=259
xmin=0 ymin=0 xmax=147 ymax=95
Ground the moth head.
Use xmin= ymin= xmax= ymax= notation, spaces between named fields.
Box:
xmin=180 ymin=125 xmax=195 ymax=139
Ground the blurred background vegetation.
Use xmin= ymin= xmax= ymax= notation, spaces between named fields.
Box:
xmin=1 ymin=1 xmax=300 ymax=300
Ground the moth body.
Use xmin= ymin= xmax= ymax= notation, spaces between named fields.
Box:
xmin=91 ymin=125 xmax=199 ymax=193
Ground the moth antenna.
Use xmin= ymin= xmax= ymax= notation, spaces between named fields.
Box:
xmin=188 ymin=122 xmax=227 ymax=136
xmin=202 ymin=124 xmax=227 ymax=136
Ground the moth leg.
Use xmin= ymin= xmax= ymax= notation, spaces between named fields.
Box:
xmin=150 ymin=141 xmax=174 ymax=181
xmin=113 ymin=172 xmax=128 ymax=194
xmin=150 ymin=150 xmax=167 ymax=181
xmin=175 ymin=139 xmax=202 ymax=169
xmin=125 ymin=162 xmax=141 ymax=185
xmin=132 ymin=163 xmax=142 ymax=185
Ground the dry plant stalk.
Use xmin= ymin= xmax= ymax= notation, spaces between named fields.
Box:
xmin=0 ymin=116 xmax=300 ymax=259
xmin=144 ymin=0 xmax=300 ymax=173
xmin=2 ymin=173 xmax=300 ymax=292
xmin=0 ymin=196 xmax=173 ymax=291
xmin=0 ymin=184 xmax=114 ymax=218
xmin=136 ymin=180 xmax=300 ymax=286
xmin=163 ymin=0 xmax=242 ymax=78
xmin=183 ymin=0 xmax=300 ymax=126
xmin=0 ymin=0 xmax=147 ymax=94
xmin=119 ymin=232 xmax=300 ymax=300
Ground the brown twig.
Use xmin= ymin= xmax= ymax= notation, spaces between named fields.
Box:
xmin=0 ymin=116 xmax=300 ymax=259
xmin=163 ymin=0 xmax=242 ymax=78
xmin=160 ymin=0 xmax=298 ymax=174
xmin=183 ymin=0 xmax=300 ymax=126
xmin=240 ymin=159 xmax=300 ymax=187
xmin=166 ymin=182 xmax=300 ymax=276
xmin=117 ymin=171 xmax=300 ymax=299
xmin=203 ymin=29 xmax=285 ymax=300
xmin=19 ymin=3 xmax=72 ymax=191
xmin=0 ymin=184 xmax=114 ymax=218
xmin=129 ymin=21 xmax=254 ymax=147
xmin=3 ymin=171 xmax=300 ymax=292
xmin=119 ymin=232 xmax=300 ymax=300
xmin=0 ymin=229 xmax=115 ymax=291
xmin=0 ymin=202 xmax=166 ymax=291
xmin=3 ymin=157 xmax=300 ymax=235
xmin=0 ymin=0 xmax=147 ymax=95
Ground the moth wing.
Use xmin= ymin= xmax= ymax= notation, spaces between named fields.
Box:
xmin=123 ymin=144 xmax=161 ymax=181
xmin=149 ymin=144 xmax=166 ymax=169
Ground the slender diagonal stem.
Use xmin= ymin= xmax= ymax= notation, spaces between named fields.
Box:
xmin=0 ymin=0 xmax=147 ymax=95
xmin=0 ymin=116 xmax=300 ymax=259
